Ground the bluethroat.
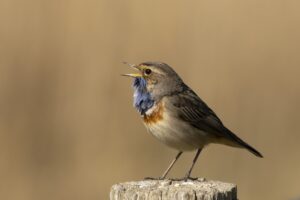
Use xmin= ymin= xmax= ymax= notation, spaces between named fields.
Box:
xmin=122 ymin=61 xmax=263 ymax=180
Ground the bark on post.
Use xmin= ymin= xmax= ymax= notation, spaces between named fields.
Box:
xmin=110 ymin=178 xmax=237 ymax=200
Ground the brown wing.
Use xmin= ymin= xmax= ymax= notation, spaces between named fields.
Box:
xmin=167 ymin=88 xmax=263 ymax=157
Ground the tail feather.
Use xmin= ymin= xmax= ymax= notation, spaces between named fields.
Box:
xmin=223 ymin=127 xmax=263 ymax=158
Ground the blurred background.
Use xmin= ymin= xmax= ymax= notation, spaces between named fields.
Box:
xmin=0 ymin=0 xmax=299 ymax=199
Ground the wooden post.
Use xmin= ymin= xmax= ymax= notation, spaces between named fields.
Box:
xmin=110 ymin=178 xmax=237 ymax=200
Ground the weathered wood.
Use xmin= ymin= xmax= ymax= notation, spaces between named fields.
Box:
xmin=110 ymin=178 xmax=237 ymax=200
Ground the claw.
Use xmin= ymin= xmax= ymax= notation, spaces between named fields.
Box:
xmin=183 ymin=176 xmax=198 ymax=182
xmin=144 ymin=177 xmax=165 ymax=180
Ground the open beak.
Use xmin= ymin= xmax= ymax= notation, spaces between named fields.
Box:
xmin=122 ymin=73 xmax=142 ymax=78
xmin=121 ymin=62 xmax=142 ymax=78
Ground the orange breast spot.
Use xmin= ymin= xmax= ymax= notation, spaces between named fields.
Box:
xmin=143 ymin=102 xmax=164 ymax=124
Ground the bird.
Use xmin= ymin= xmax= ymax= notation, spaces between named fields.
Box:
xmin=122 ymin=61 xmax=263 ymax=180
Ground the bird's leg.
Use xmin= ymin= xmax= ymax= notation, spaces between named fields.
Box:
xmin=144 ymin=151 xmax=182 ymax=180
xmin=160 ymin=151 xmax=183 ymax=179
xmin=184 ymin=148 xmax=202 ymax=181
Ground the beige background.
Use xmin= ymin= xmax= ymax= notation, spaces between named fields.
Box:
xmin=1 ymin=0 xmax=300 ymax=199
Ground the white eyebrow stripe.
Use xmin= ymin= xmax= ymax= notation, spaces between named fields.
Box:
xmin=139 ymin=65 xmax=165 ymax=75
xmin=149 ymin=67 xmax=165 ymax=75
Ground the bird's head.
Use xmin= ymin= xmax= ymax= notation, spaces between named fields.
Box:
xmin=122 ymin=61 xmax=185 ymax=100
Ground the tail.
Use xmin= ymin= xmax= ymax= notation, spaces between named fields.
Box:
xmin=223 ymin=127 xmax=263 ymax=158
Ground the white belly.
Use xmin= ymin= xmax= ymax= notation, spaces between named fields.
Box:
xmin=144 ymin=111 xmax=210 ymax=151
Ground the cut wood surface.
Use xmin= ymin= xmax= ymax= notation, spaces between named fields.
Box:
xmin=110 ymin=178 xmax=237 ymax=200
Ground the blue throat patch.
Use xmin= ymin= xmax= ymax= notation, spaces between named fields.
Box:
xmin=133 ymin=78 xmax=154 ymax=115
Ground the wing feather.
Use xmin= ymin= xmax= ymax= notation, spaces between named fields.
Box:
xmin=168 ymin=89 xmax=224 ymax=136
xmin=166 ymin=88 xmax=263 ymax=158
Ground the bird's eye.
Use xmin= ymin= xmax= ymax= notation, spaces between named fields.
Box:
xmin=144 ymin=69 xmax=152 ymax=75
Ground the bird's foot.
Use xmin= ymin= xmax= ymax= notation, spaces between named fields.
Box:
xmin=144 ymin=176 xmax=204 ymax=182
xmin=144 ymin=176 xmax=165 ymax=180
xmin=183 ymin=176 xmax=198 ymax=181
xmin=182 ymin=172 xmax=198 ymax=181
